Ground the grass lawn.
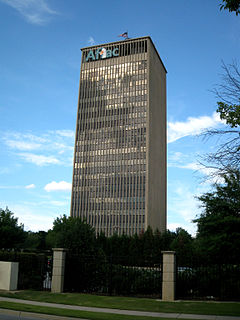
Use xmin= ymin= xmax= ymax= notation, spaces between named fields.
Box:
xmin=0 ymin=301 xmax=191 ymax=320
xmin=0 ymin=290 xmax=240 ymax=317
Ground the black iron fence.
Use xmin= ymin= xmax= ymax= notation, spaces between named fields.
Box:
xmin=0 ymin=250 xmax=52 ymax=290
xmin=64 ymin=254 xmax=162 ymax=297
xmin=176 ymin=261 xmax=240 ymax=301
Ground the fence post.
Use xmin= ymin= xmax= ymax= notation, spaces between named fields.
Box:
xmin=51 ymin=248 xmax=67 ymax=293
xmin=162 ymin=251 xmax=176 ymax=301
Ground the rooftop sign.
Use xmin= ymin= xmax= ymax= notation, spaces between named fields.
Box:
xmin=86 ymin=47 xmax=119 ymax=62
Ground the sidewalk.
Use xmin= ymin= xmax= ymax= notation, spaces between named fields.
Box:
xmin=0 ymin=296 xmax=240 ymax=320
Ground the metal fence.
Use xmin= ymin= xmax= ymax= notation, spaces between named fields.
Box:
xmin=176 ymin=262 xmax=240 ymax=301
xmin=0 ymin=250 xmax=52 ymax=291
xmin=64 ymin=254 xmax=162 ymax=297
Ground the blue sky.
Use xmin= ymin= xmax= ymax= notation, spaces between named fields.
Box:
xmin=0 ymin=0 xmax=239 ymax=234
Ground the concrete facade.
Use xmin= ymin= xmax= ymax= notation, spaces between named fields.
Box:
xmin=71 ymin=36 xmax=167 ymax=236
xmin=0 ymin=261 xmax=19 ymax=291
xmin=146 ymin=38 xmax=167 ymax=233
xmin=51 ymin=248 xmax=67 ymax=293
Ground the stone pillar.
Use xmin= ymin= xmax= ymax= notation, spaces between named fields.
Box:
xmin=51 ymin=248 xmax=67 ymax=293
xmin=0 ymin=261 xmax=19 ymax=291
xmin=162 ymin=251 xmax=176 ymax=301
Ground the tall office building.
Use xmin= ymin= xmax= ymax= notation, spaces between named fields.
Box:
xmin=70 ymin=36 xmax=166 ymax=236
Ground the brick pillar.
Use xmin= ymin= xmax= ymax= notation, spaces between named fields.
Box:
xmin=162 ymin=251 xmax=176 ymax=301
xmin=51 ymin=248 xmax=67 ymax=293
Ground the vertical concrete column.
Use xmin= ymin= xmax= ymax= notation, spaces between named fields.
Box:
xmin=0 ymin=261 xmax=19 ymax=290
xmin=162 ymin=251 xmax=176 ymax=301
xmin=51 ymin=248 xmax=67 ymax=293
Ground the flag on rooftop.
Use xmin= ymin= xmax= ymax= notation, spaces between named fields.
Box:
xmin=118 ymin=32 xmax=128 ymax=38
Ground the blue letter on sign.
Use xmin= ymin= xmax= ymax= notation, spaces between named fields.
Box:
xmin=112 ymin=48 xmax=119 ymax=57
xmin=86 ymin=50 xmax=95 ymax=62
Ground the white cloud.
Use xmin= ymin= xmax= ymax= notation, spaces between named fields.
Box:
xmin=167 ymin=112 xmax=224 ymax=143
xmin=44 ymin=181 xmax=72 ymax=192
xmin=88 ymin=36 xmax=95 ymax=46
xmin=25 ymin=184 xmax=35 ymax=189
xmin=5 ymin=140 xmax=41 ymax=150
xmin=0 ymin=0 xmax=58 ymax=25
xmin=55 ymin=130 xmax=75 ymax=138
xmin=2 ymin=204 xmax=55 ymax=231
xmin=170 ymin=161 xmax=225 ymax=184
xmin=3 ymin=130 xmax=74 ymax=167
xmin=18 ymin=153 xmax=60 ymax=166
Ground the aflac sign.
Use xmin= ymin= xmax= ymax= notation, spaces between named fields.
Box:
xmin=86 ymin=47 xmax=119 ymax=62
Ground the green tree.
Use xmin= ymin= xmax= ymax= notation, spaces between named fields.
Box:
xmin=220 ymin=0 xmax=240 ymax=15
xmin=24 ymin=231 xmax=48 ymax=250
xmin=194 ymin=170 xmax=240 ymax=263
xmin=46 ymin=215 xmax=97 ymax=255
xmin=0 ymin=207 xmax=26 ymax=249
xmin=140 ymin=226 xmax=155 ymax=262
xmin=170 ymin=228 xmax=194 ymax=265
xmin=217 ymin=103 xmax=240 ymax=128
xmin=159 ymin=229 xmax=177 ymax=250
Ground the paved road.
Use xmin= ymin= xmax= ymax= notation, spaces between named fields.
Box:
xmin=0 ymin=313 xmax=44 ymax=320
xmin=0 ymin=309 xmax=86 ymax=320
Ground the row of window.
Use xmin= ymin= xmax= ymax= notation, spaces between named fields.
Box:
xmin=74 ymin=174 xmax=145 ymax=184
xmin=78 ymin=120 xmax=146 ymax=133
xmin=79 ymin=100 xmax=147 ymax=111
xmin=76 ymin=139 xmax=145 ymax=150
xmin=78 ymin=113 xmax=146 ymax=125
xmin=72 ymin=190 xmax=145 ymax=198
xmin=74 ymin=158 xmax=146 ymax=168
xmin=78 ymin=118 xmax=146 ymax=132
xmin=79 ymin=92 xmax=148 ymax=102
xmin=73 ymin=202 xmax=146 ymax=213
xmin=80 ymin=78 xmax=147 ymax=88
xmin=75 ymin=150 xmax=146 ymax=159
xmin=76 ymin=127 xmax=146 ymax=141
xmin=73 ymin=164 xmax=146 ymax=176
xmin=85 ymin=73 xmax=147 ymax=85
xmin=79 ymin=85 xmax=147 ymax=97
xmin=75 ymin=161 xmax=146 ymax=170
xmin=82 ymin=60 xmax=147 ymax=73
xmin=84 ymin=213 xmax=146 ymax=226
xmin=77 ymin=110 xmax=146 ymax=124
xmin=76 ymin=138 xmax=146 ymax=150
xmin=73 ymin=196 xmax=146 ymax=204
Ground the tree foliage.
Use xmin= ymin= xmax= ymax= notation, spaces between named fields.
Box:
xmin=170 ymin=228 xmax=194 ymax=265
xmin=46 ymin=215 xmax=97 ymax=255
xmin=217 ymin=102 xmax=240 ymax=127
xmin=0 ymin=207 xmax=26 ymax=249
xmin=220 ymin=0 xmax=240 ymax=15
xmin=194 ymin=170 xmax=240 ymax=263
xmin=24 ymin=231 xmax=48 ymax=250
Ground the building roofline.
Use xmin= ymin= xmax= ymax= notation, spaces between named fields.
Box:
xmin=80 ymin=36 xmax=167 ymax=73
